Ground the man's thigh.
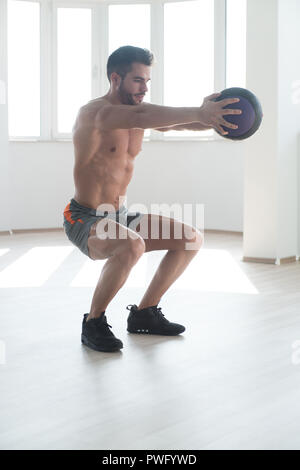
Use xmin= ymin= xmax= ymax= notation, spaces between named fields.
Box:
xmin=88 ymin=217 xmax=144 ymax=260
xmin=133 ymin=213 xmax=201 ymax=252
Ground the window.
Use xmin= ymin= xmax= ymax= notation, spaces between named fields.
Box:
xmin=6 ymin=0 xmax=247 ymax=141
xmin=226 ymin=0 xmax=247 ymax=88
xmin=7 ymin=0 xmax=40 ymax=137
xmin=109 ymin=4 xmax=150 ymax=54
xmin=109 ymin=3 xmax=151 ymax=138
xmin=56 ymin=7 xmax=92 ymax=134
xmin=164 ymin=0 xmax=214 ymax=138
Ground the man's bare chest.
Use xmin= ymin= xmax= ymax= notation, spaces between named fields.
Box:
xmin=103 ymin=127 xmax=144 ymax=157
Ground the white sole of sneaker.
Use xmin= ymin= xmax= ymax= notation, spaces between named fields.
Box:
xmin=127 ymin=329 xmax=184 ymax=336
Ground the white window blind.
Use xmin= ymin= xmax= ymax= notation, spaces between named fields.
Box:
xmin=226 ymin=0 xmax=247 ymax=88
xmin=7 ymin=0 xmax=40 ymax=137
xmin=164 ymin=0 xmax=214 ymax=138
xmin=57 ymin=7 xmax=92 ymax=134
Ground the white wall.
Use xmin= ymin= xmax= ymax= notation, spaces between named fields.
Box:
xmin=243 ymin=0 xmax=300 ymax=262
xmin=8 ymin=138 xmax=244 ymax=232
xmin=243 ymin=0 xmax=278 ymax=260
xmin=0 ymin=0 xmax=246 ymax=235
xmin=0 ymin=0 xmax=10 ymax=233
xmin=3 ymin=0 xmax=300 ymax=263
xmin=277 ymin=0 xmax=300 ymax=259
xmin=1 ymin=0 xmax=244 ymax=235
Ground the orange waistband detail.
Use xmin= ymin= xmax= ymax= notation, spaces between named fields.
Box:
xmin=63 ymin=202 xmax=76 ymax=225
xmin=64 ymin=203 xmax=86 ymax=225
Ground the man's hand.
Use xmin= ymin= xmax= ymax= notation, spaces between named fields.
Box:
xmin=198 ymin=92 xmax=242 ymax=136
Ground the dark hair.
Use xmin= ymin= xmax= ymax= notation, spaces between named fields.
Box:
xmin=107 ymin=45 xmax=154 ymax=84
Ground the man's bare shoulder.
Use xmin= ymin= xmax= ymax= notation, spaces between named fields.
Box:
xmin=81 ymin=98 xmax=111 ymax=115
xmin=73 ymin=98 xmax=110 ymax=130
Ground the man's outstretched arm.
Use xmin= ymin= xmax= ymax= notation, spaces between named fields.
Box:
xmin=155 ymin=123 xmax=212 ymax=132
xmin=96 ymin=94 xmax=241 ymax=136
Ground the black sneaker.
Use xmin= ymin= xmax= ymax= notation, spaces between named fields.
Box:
xmin=81 ymin=313 xmax=123 ymax=352
xmin=126 ymin=304 xmax=185 ymax=336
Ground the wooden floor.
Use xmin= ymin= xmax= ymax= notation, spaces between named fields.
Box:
xmin=0 ymin=229 xmax=300 ymax=450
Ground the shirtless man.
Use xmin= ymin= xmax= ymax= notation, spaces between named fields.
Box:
xmin=63 ymin=46 xmax=242 ymax=353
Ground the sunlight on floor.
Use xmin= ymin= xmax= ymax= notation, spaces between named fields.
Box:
xmin=172 ymin=249 xmax=258 ymax=293
xmin=70 ymin=249 xmax=257 ymax=294
xmin=70 ymin=252 xmax=148 ymax=288
xmin=0 ymin=246 xmax=73 ymax=287
xmin=0 ymin=246 xmax=258 ymax=294
xmin=0 ymin=245 xmax=258 ymax=294
xmin=70 ymin=256 xmax=105 ymax=286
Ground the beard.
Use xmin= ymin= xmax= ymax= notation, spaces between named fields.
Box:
xmin=118 ymin=81 xmax=139 ymax=105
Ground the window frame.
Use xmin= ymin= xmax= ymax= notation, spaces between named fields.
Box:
xmin=8 ymin=0 xmax=227 ymax=142
xmin=52 ymin=0 xmax=95 ymax=139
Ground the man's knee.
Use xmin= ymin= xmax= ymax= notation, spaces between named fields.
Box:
xmin=184 ymin=227 xmax=203 ymax=251
xmin=118 ymin=236 xmax=146 ymax=264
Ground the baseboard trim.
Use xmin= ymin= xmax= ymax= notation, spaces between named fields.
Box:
xmin=243 ymin=255 xmax=298 ymax=265
xmin=0 ymin=228 xmax=64 ymax=236
xmin=278 ymin=256 xmax=298 ymax=264
xmin=243 ymin=256 xmax=277 ymax=264
xmin=203 ymin=229 xmax=243 ymax=236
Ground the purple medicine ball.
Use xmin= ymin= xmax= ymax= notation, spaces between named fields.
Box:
xmin=212 ymin=87 xmax=263 ymax=140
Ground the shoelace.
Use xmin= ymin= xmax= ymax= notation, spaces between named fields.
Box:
xmin=89 ymin=316 xmax=112 ymax=329
xmin=153 ymin=307 xmax=170 ymax=324
xmin=154 ymin=307 xmax=163 ymax=316
xmin=101 ymin=320 xmax=112 ymax=329
xmin=126 ymin=304 xmax=136 ymax=311
xmin=126 ymin=304 xmax=162 ymax=313
xmin=126 ymin=304 xmax=169 ymax=324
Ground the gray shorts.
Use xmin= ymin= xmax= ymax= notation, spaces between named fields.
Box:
xmin=63 ymin=198 xmax=145 ymax=259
